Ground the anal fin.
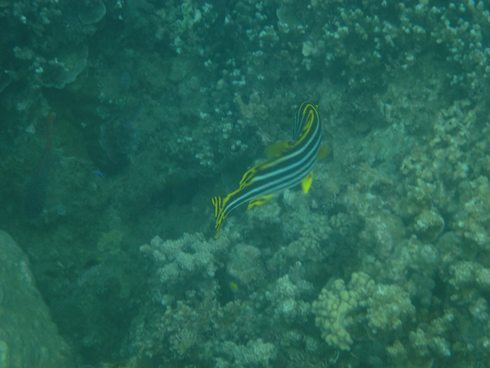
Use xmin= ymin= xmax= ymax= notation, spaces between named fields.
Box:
xmin=301 ymin=173 xmax=314 ymax=193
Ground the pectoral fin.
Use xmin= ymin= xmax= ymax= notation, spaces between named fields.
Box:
xmin=265 ymin=141 xmax=292 ymax=158
xmin=247 ymin=195 xmax=274 ymax=209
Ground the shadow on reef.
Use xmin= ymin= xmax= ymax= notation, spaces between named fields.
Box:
xmin=46 ymin=88 xmax=139 ymax=176
xmin=41 ymin=240 xmax=147 ymax=365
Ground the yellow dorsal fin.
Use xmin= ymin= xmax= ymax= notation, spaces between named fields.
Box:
xmin=247 ymin=194 xmax=274 ymax=209
xmin=301 ymin=173 xmax=313 ymax=193
xmin=318 ymin=144 xmax=329 ymax=159
xmin=265 ymin=141 xmax=291 ymax=158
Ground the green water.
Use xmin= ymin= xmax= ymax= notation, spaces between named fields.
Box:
xmin=0 ymin=1 xmax=488 ymax=367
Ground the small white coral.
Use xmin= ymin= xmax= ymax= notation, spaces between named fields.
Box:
xmin=140 ymin=233 xmax=228 ymax=286
xmin=314 ymin=272 xmax=415 ymax=350
xmin=312 ymin=272 xmax=374 ymax=350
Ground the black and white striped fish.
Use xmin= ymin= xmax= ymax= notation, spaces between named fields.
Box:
xmin=212 ymin=102 xmax=323 ymax=237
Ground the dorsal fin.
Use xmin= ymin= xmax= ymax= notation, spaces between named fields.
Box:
xmin=265 ymin=141 xmax=292 ymax=158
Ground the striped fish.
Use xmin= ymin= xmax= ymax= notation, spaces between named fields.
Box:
xmin=212 ymin=102 xmax=322 ymax=237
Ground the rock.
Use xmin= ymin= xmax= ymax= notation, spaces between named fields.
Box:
xmin=0 ymin=230 xmax=74 ymax=368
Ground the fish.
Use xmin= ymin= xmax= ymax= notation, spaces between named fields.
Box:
xmin=212 ymin=102 xmax=323 ymax=237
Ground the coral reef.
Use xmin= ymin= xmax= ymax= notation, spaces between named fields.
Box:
xmin=0 ymin=0 xmax=488 ymax=367
xmin=313 ymin=272 xmax=415 ymax=351
xmin=313 ymin=273 xmax=374 ymax=351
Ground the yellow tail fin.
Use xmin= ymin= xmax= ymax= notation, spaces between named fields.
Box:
xmin=211 ymin=196 xmax=225 ymax=238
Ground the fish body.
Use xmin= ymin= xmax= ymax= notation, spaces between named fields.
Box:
xmin=212 ymin=103 xmax=322 ymax=237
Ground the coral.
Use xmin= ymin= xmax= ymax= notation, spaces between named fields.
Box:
xmin=360 ymin=210 xmax=406 ymax=260
xmin=397 ymin=99 xmax=490 ymax=262
xmin=400 ymin=100 xmax=484 ymax=216
xmin=129 ymin=232 xmax=235 ymax=362
xmin=372 ymin=236 xmax=440 ymax=285
xmin=267 ymin=275 xmax=311 ymax=323
xmin=1 ymin=1 xmax=489 ymax=367
xmin=455 ymin=175 xmax=490 ymax=250
xmin=140 ymin=233 xmax=229 ymax=289
xmin=367 ymin=284 xmax=415 ymax=332
xmin=227 ymin=243 xmax=265 ymax=286
xmin=36 ymin=45 xmax=88 ymax=89
xmin=129 ymin=227 xmax=323 ymax=367
xmin=244 ymin=199 xmax=283 ymax=235
xmin=407 ymin=312 xmax=455 ymax=358
xmin=413 ymin=208 xmax=445 ymax=242
xmin=307 ymin=1 xmax=489 ymax=98
xmin=449 ymin=261 xmax=490 ymax=291
xmin=313 ymin=272 xmax=415 ymax=351
xmin=313 ymin=272 xmax=375 ymax=350
xmin=214 ymin=339 xmax=277 ymax=368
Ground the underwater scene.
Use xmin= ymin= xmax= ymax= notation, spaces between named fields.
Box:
xmin=0 ymin=0 xmax=489 ymax=367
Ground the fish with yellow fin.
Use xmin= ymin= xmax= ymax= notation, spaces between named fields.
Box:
xmin=212 ymin=102 xmax=325 ymax=237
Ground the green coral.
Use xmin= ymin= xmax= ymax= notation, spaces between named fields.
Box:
xmin=313 ymin=272 xmax=375 ymax=350
xmin=455 ymin=175 xmax=490 ymax=250
xmin=414 ymin=209 xmax=445 ymax=242
xmin=407 ymin=311 xmax=455 ymax=358
xmin=313 ymin=272 xmax=415 ymax=350
xmin=449 ymin=261 xmax=490 ymax=290
xmin=367 ymin=284 xmax=415 ymax=331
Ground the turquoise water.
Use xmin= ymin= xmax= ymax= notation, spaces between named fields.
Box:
xmin=0 ymin=1 xmax=489 ymax=367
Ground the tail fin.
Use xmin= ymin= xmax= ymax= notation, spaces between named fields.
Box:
xmin=211 ymin=196 xmax=224 ymax=238
xmin=211 ymin=196 xmax=222 ymax=219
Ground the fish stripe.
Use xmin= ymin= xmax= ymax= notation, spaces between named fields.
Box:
xmin=225 ymin=133 xmax=320 ymax=211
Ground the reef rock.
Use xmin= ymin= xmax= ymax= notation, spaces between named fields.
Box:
xmin=0 ymin=230 xmax=74 ymax=368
